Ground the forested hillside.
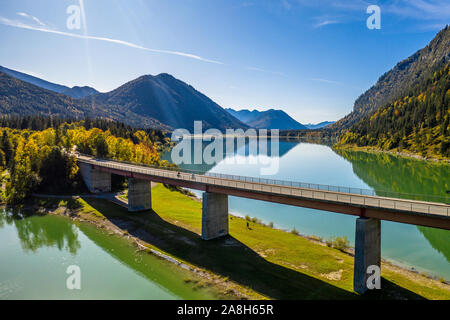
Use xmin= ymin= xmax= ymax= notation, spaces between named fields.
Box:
xmin=0 ymin=68 xmax=247 ymax=132
xmin=0 ymin=117 xmax=172 ymax=204
xmin=337 ymin=63 xmax=449 ymax=159
xmin=332 ymin=26 xmax=449 ymax=131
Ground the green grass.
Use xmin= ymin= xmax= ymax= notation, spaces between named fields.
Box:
xmin=59 ymin=184 xmax=450 ymax=300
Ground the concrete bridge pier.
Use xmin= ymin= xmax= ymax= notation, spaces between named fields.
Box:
xmin=202 ymin=192 xmax=229 ymax=240
xmin=353 ymin=217 xmax=381 ymax=294
xmin=128 ymin=178 xmax=152 ymax=212
xmin=79 ymin=163 xmax=111 ymax=193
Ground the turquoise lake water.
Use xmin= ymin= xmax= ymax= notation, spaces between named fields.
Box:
xmin=164 ymin=139 xmax=450 ymax=280
xmin=0 ymin=210 xmax=217 ymax=299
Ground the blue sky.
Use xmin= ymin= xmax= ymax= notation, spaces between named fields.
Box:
xmin=0 ymin=0 xmax=448 ymax=123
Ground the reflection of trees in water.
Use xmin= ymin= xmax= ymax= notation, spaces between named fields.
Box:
xmin=0 ymin=211 xmax=9 ymax=229
xmin=163 ymin=139 xmax=299 ymax=174
xmin=335 ymin=149 xmax=450 ymax=264
xmin=0 ymin=208 xmax=18 ymax=229
xmin=0 ymin=210 xmax=81 ymax=255
xmin=335 ymin=149 xmax=449 ymax=201
xmin=418 ymin=227 xmax=450 ymax=263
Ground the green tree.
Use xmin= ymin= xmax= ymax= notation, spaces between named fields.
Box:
xmin=0 ymin=149 xmax=5 ymax=171
xmin=0 ymin=130 xmax=13 ymax=166
xmin=39 ymin=147 xmax=79 ymax=193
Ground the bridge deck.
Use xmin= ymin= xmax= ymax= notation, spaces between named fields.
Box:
xmin=77 ymin=155 xmax=450 ymax=230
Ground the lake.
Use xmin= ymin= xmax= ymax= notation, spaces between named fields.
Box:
xmin=1 ymin=139 xmax=448 ymax=300
xmin=163 ymin=139 xmax=450 ymax=280
xmin=0 ymin=209 xmax=217 ymax=299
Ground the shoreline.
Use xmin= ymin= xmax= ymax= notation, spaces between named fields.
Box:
xmin=9 ymin=179 xmax=450 ymax=286
xmin=2 ymin=186 xmax=449 ymax=299
xmin=226 ymin=209 xmax=449 ymax=284
xmin=2 ymin=198 xmax=255 ymax=300
xmin=333 ymin=144 xmax=450 ymax=164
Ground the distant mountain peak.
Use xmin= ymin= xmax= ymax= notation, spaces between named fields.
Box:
xmin=226 ymin=108 xmax=307 ymax=130
xmin=83 ymin=73 xmax=248 ymax=131
xmin=304 ymin=121 xmax=335 ymax=129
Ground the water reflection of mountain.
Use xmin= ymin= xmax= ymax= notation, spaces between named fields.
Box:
xmin=0 ymin=210 xmax=80 ymax=254
xmin=163 ymin=138 xmax=299 ymax=174
xmin=335 ymin=149 xmax=450 ymax=263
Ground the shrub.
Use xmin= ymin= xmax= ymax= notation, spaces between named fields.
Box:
xmin=333 ymin=236 xmax=350 ymax=251
xmin=268 ymin=221 xmax=274 ymax=228
xmin=291 ymin=228 xmax=299 ymax=236
xmin=58 ymin=200 xmax=68 ymax=207
xmin=326 ymin=236 xmax=350 ymax=251
xmin=251 ymin=217 xmax=261 ymax=224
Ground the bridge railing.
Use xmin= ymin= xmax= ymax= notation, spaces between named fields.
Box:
xmin=204 ymin=172 xmax=449 ymax=204
xmin=76 ymin=153 xmax=450 ymax=206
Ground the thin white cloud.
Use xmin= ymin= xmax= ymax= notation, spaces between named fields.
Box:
xmin=384 ymin=0 xmax=450 ymax=20
xmin=308 ymin=78 xmax=362 ymax=91
xmin=309 ymin=78 xmax=343 ymax=85
xmin=17 ymin=12 xmax=47 ymax=27
xmin=0 ymin=16 xmax=223 ymax=65
xmin=313 ymin=19 xmax=340 ymax=28
xmin=311 ymin=12 xmax=345 ymax=29
xmin=246 ymin=66 xmax=285 ymax=76
xmin=295 ymin=0 xmax=449 ymax=28
xmin=325 ymin=0 xmax=450 ymax=21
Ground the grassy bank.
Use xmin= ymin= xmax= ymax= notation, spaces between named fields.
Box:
xmin=36 ymin=184 xmax=450 ymax=300
xmin=333 ymin=144 xmax=450 ymax=163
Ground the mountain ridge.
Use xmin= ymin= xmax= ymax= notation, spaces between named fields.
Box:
xmin=0 ymin=69 xmax=247 ymax=131
xmin=86 ymin=73 xmax=248 ymax=132
xmin=304 ymin=121 xmax=335 ymax=129
xmin=226 ymin=108 xmax=307 ymax=130
xmin=332 ymin=26 xmax=450 ymax=131
xmin=0 ymin=65 xmax=99 ymax=98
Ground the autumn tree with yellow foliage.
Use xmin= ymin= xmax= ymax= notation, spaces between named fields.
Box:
xmin=0 ymin=120 xmax=169 ymax=204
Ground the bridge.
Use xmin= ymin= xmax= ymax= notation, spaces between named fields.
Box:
xmin=76 ymin=155 xmax=450 ymax=294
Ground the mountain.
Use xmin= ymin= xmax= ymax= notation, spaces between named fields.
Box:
xmin=85 ymin=73 xmax=248 ymax=132
xmin=0 ymin=65 xmax=99 ymax=98
xmin=64 ymin=86 xmax=99 ymax=99
xmin=332 ymin=26 xmax=450 ymax=131
xmin=0 ymin=70 xmax=163 ymax=127
xmin=0 ymin=71 xmax=89 ymax=118
xmin=225 ymin=108 xmax=307 ymax=130
xmin=337 ymin=62 xmax=449 ymax=159
xmin=226 ymin=109 xmax=261 ymax=123
xmin=0 ymin=70 xmax=247 ymax=131
xmin=304 ymin=121 xmax=335 ymax=129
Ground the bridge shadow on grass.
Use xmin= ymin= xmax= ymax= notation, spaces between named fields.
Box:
xmin=81 ymin=197 xmax=425 ymax=300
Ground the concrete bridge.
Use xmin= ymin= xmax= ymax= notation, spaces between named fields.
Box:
xmin=77 ymin=155 xmax=450 ymax=294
